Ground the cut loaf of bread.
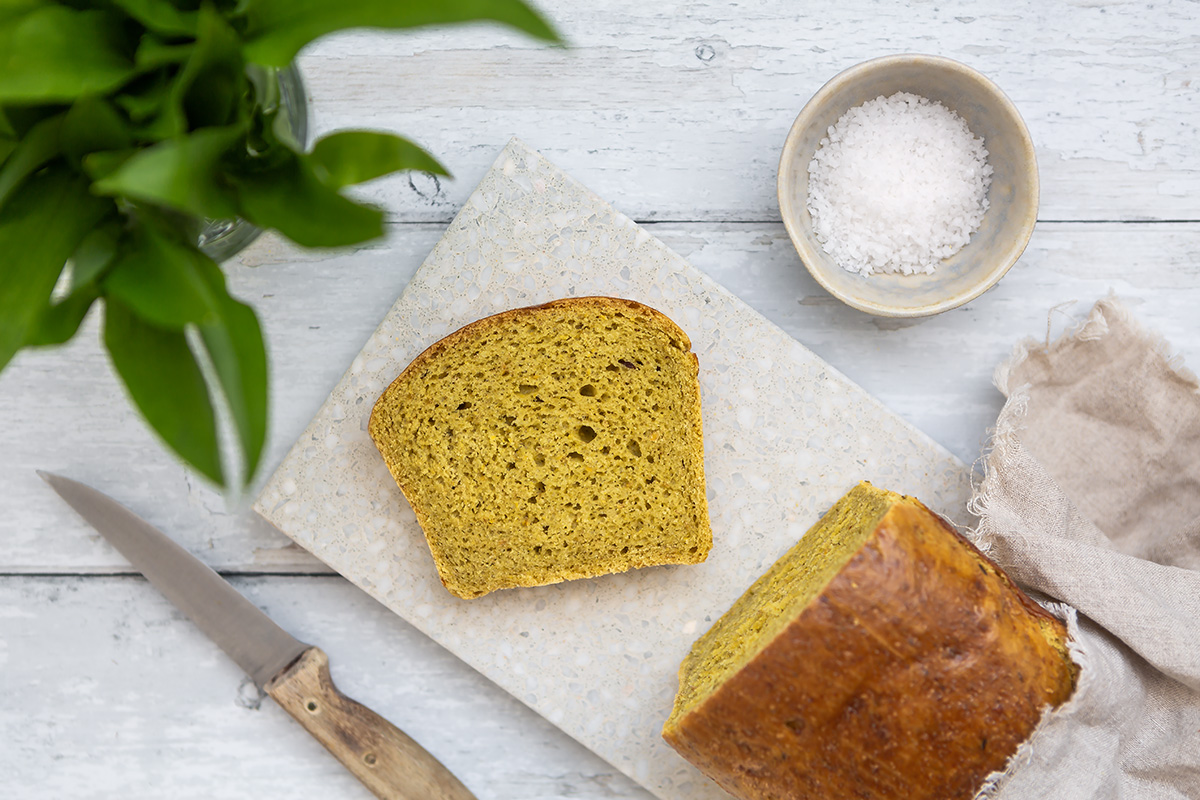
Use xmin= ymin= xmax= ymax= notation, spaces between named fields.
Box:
xmin=663 ymin=481 xmax=1076 ymax=800
xmin=369 ymin=297 xmax=712 ymax=599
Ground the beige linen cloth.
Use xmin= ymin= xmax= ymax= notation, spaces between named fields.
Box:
xmin=969 ymin=298 xmax=1200 ymax=799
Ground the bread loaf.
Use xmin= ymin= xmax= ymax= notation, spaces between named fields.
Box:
xmin=369 ymin=297 xmax=712 ymax=599
xmin=663 ymin=481 xmax=1076 ymax=800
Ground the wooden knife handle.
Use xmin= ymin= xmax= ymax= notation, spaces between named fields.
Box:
xmin=265 ymin=647 xmax=477 ymax=800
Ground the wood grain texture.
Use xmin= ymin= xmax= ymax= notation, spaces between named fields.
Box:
xmin=1 ymin=3 xmax=1198 ymax=796
xmin=0 ymin=576 xmax=650 ymax=800
xmin=265 ymin=647 xmax=477 ymax=800
xmin=295 ymin=0 xmax=1200 ymax=222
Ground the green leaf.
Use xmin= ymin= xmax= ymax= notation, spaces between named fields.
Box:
xmin=70 ymin=218 xmax=123 ymax=289
xmin=308 ymin=131 xmax=449 ymax=189
xmin=25 ymin=284 xmax=99 ymax=347
xmin=234 ymin=152 xmax=384 ymax=247
xmin=239 ymin=0 xmax=562 ymax=67
xmin=0 ymin=138 xmax=14 ymax=167
xmin=61 ymin=97 xmax=131 ymax=166
xmin=196 ymin=285 xmax=268 ymax=483
xmin=112 ymin=0 xmax=197 ymax=37
xmin=0 ymin=7 xmax=136 ymax=102
xmin=0 ymin=113 xmax=63 ymax=211
xmin=134 ymin=36 xmax=195 ymax=71
xmin=169 ymin=4 xmax=245 ymax=129
xmin=93 ymin=125 xmax=243 ymax=218
xmin=102 ymin=224 xmax=268 ymax=484
xmin=0 ymin=107 xmax=14 ymax=139
xmin=103 ymin=223 xmax=221 ymax=329
xmin=82 ymin=148 xmax=135 ymax=181
xmin=0 ymin=165 xmax=108 ymax=372
xmin=116 ymin=71 xmax=174 ymax=124
xmin=104 ymin=298 xmax=224 ymax=485
xmin=0 ymin=0 xmax=44 ymax=28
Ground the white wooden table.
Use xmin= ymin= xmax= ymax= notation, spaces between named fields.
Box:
xmin=3 ymin=2 xmax=1198 ymax=797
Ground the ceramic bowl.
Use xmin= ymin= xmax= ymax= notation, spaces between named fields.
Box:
xmin=777 ymin=54 xmax=1038 ymax=317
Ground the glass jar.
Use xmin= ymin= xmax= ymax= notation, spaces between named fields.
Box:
xmin=197 ymin=64 xmax=308 ymax=262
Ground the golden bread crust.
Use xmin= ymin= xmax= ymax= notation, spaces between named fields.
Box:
xmin=663 ymin=492 xmax=1075 ymax=800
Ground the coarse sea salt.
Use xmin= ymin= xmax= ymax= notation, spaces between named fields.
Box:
xmin=806 ymin=92 xmax=993 ymax=277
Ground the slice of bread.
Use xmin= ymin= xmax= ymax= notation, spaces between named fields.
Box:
xmin=369 ymin=297 xmax=712 ymax=599
xmin=663 ymin=481 xmax=1076 ymax=800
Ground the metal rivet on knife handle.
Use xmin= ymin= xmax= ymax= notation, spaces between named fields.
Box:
xmin=265 ymin=647 xmax=477 ymax=800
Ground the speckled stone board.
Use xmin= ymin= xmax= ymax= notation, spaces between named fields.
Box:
xmin=254 ymin=139 xmax=972 ymax=800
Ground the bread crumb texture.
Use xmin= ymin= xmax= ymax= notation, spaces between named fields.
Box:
xmin=369 ymin=297 xmax=712 ymax=599
xmin=663 ymin=481 xmax=1076 ymax=800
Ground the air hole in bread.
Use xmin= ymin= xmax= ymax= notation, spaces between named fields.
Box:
xmin=580 ymin=384 xmax=597 ymax=397
xmin=577 ymin=425 xmax=597 ymax=443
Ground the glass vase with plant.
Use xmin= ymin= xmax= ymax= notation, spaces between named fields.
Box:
xmin=0 ymin=0 xmax=560 ymax=490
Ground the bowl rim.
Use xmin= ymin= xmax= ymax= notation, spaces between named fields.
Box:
xmin=776 ymin=53 xmax=1040 ymax=318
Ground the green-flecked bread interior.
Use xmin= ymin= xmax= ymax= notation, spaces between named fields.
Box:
xmin=666 ymin=483 xmax=898 ymax=724
xmin=368 ymin=297 xmax=712 ymax=599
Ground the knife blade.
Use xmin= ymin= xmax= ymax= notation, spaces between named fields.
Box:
xmin=39 ymin=470 xmax=477 ymax=800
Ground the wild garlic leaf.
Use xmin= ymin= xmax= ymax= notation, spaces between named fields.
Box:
xmin=195 ymin=278 xmax=269 ymax=485
xmin=116 ymin=71 xmax=174 ymax=124
xmin=0 ymin=113 xmax=63 ymax=211
xmin=25 ymin=285 xmax=100 ymax=348
xmin=238 ymin=0 xmax=562 ymax=67
xmin=62 ymin=97 xmax=131 ymax=167
xmin=0 ymin=165 xmax=110 ymax=371
xmin=0 ymin=107 xmax=14 ymax=139
xmin=104 ymin=224 xmax=269 ymax=485
xmin=104 ymin=299 xmax=225 ymax=486
xmin=135 ymin=36 xmax=196 ymax=72
xmin=0 ymin=6 xmax=137 ymax=102
xmin=0 ymin=139 xmax=14 ymax=167
xmin=309 ymin=131 xmax=449 ymax=189
xmin=111 ymin=0 xmax=198 ymax=37
xmin=93 ymin=125 xmax=244 ymax=219
xmin=169 ymin=4 xmax=246 ymax=130
xmin=233 ymin=152 xmax=384 ymax=247
xmin=103 ymin=223 xmax=226 ymax=329
xmin=82 ymin=149 xmax=136 ymax=182
xmin=69 ymin=218 xmax=124 ymax=290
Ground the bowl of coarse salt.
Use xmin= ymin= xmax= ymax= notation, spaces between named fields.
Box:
xmin=778 ymin=54 xmax=1038 ymax=317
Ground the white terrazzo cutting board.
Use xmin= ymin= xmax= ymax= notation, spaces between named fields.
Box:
xmin=254 ymin=139 xmax=973 ymax=800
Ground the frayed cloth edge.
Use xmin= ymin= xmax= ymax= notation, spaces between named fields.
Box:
xmin=993 ymin=296 xmax=1198 ymax=399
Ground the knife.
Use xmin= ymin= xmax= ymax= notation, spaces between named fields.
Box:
xmin=39 ymin=470 xmax=477 ymax=800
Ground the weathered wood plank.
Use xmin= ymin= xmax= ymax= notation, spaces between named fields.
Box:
xmin=0 ymin=575 xmax=649 ymax=799
xmin=2 ymin=222 xmax=1197 ymax=573
xmin=295 ymin=0 xmax=1200 ymax=222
